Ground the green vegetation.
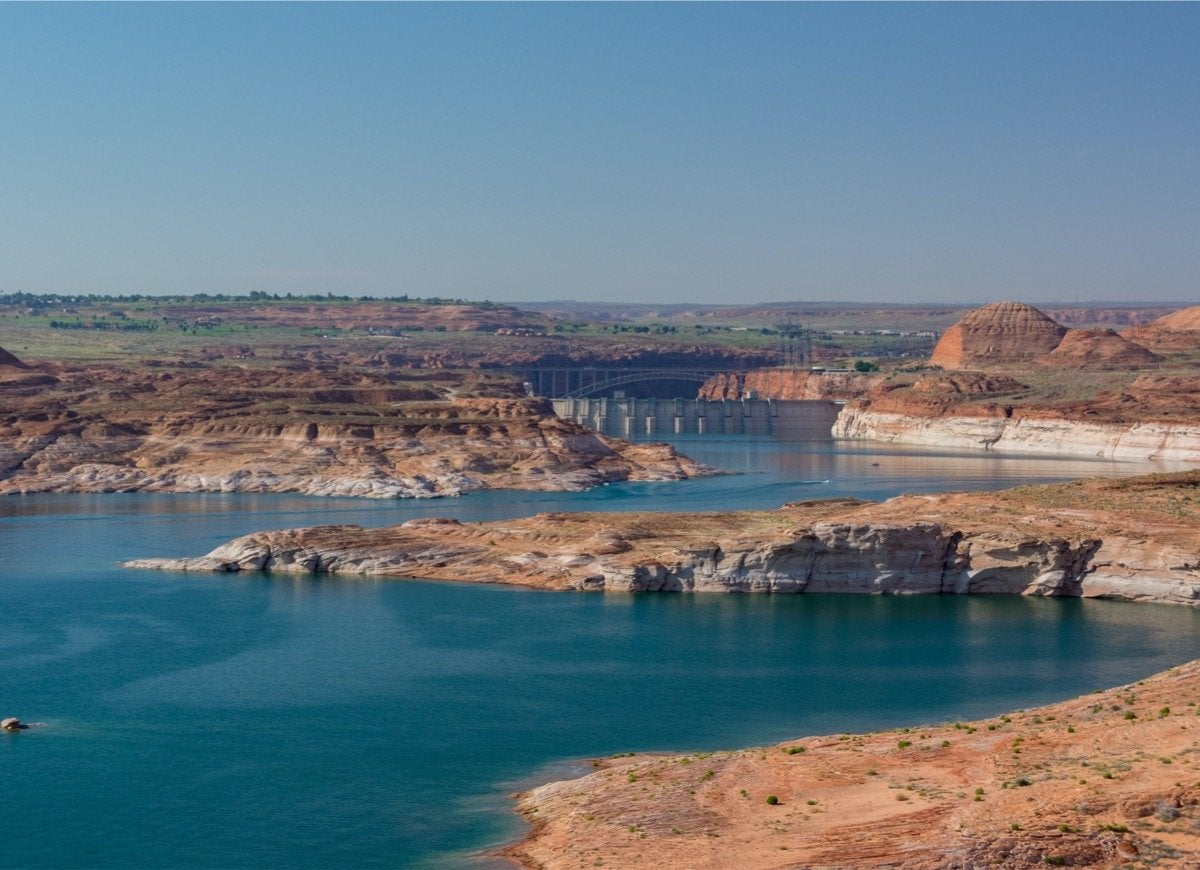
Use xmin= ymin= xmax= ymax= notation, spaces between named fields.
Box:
xmin=0 ymin=290 xmax=482 ymax=306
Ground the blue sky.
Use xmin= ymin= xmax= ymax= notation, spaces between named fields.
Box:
xmin=1 ymin=3 xmax=1197 ymax=304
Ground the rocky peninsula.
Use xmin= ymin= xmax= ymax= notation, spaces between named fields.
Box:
xmin=125 ymin=470 xmax=1200 ymax=605
xmin=502 ymin=659 xmax=1200 ymax=869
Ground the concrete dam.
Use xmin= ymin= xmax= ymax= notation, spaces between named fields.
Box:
xmin=552 ymin=397 xmax=841 ymax=440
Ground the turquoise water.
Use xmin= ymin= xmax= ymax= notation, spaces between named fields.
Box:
xmin=2 ymin=439 xmax=1196 ymax=867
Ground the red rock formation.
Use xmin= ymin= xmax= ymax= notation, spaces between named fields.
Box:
xmin=1037 ymin=328 xmax=1160 ymax=369
xmin=929 ymin=301 xmax=1067 ymax=369
xmin=1126 ymin=305 xmax=1200 ymax=352
xmin=699 ymin=369 xmax=881 ymax=401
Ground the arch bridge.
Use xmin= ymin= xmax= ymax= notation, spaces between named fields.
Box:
xmin=515 ymin=367 xmax=740 ymax=399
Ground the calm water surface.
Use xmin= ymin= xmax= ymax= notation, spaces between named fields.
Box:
xmin=2 ymin=439 xmax=1196 ymax=867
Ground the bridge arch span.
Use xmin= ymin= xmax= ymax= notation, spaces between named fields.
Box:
xmin=515 ymin=366 xmax=741 ymax=399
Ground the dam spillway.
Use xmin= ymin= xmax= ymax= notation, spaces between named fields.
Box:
xmin=552 ymin=397 xmax=842 ymax=440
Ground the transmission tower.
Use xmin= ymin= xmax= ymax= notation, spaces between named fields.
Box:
xmin=778 ymin=323 xmax=811 ymax=368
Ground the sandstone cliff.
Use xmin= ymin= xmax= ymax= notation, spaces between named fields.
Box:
xmin=832 ymin=372 xmax=1200 ymax=462
xmin=124 ymin=471 xmax=1200 ymax=606
xmin=833 ymin=406 xmax=1200 ymax=464
xmin=698 ymin=369 xmax=882 ymax=401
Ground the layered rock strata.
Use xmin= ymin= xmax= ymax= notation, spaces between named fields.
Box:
xmin=1127 ymin=305 xmax=1200 ymax=353
xmin=698 ymin=369 xmax=882 ymax=401
xmin=929 ymin=301 xmax=1067 ymax=369
xmin=834 ymin=408 xmax=1200 ymax=463
xmin=0 ymin=363 xmax=708 ymax=497
xmin=502 ymin=659 xmax=1200 ymax=869
xmin=125 ymin=472 xmax=1200 ymax=606
xmin=832 ymin=373 xmax=1200 ymax=462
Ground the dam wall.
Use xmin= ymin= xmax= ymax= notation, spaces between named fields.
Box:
xmin=552 ymin=398 xmax=841 ymax=440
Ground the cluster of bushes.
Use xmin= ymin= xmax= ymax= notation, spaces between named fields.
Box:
xmin=48 ymin=319 xmax=158 ymax=331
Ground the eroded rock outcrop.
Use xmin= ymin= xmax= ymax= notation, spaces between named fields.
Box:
xmin=1036 ymin=328 xmax=1160 ymax=369
xmin=1126 ymin=304 xmax=1200 ymax=353
xmin=929 ymin=301 xmax=1067 ymax=369
xmin=124 ymin=472 xmax=1200 ymax=605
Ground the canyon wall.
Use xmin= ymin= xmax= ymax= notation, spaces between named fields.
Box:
xmin=832 ymin=406 xmax=1200 ymax=463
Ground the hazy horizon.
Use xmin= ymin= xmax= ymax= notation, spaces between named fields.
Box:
xmin=2 ymin=4 xmax=1197 ymax=305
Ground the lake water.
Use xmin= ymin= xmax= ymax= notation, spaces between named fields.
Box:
xmin=2 ymin=438 xmax=1197 ymax=868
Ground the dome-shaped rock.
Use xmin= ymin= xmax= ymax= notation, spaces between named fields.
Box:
xmin=930 ymin=301 xmax=1067 ymax=369
xmin=1125 ymin=305 xmax=1200 ymax=352
xmin=1037 ymin=328 xmax=1160 ymax=369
